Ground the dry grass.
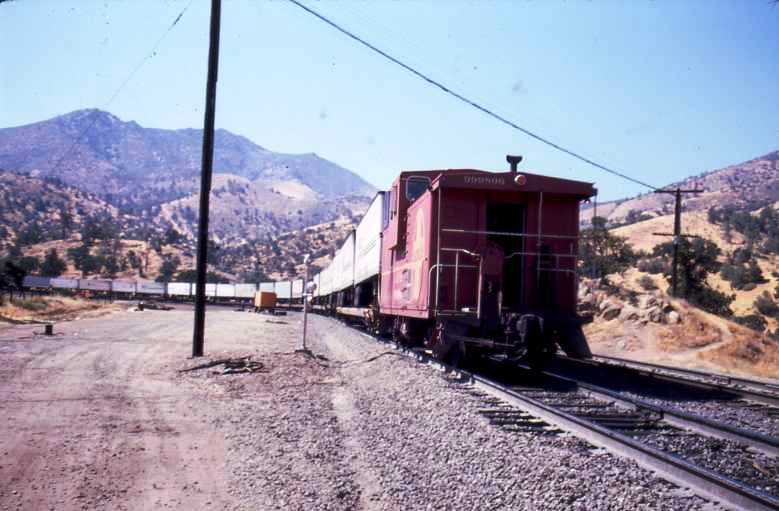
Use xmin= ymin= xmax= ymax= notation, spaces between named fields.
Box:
xmin=585 ymin=281 xmax=779 ymax=382
xmin=611 ymin=210 xmax=745 ymax=253
xmin=0 ymin=295 xmax=118 ymax=324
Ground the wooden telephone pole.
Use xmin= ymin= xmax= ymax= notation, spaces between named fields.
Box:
xmin=192 ymin=0 xmax=222 ymax=357
xmin=652 ymin=187 xmax=704 ymax=297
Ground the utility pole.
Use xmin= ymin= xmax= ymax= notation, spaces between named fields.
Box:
xmin=653 ymin=187 xmax=704 ymax=297
xmin=192 ymin=0 xmax=222 ymax=358
xmin=301 ymin=255 xmax=311 ymax=352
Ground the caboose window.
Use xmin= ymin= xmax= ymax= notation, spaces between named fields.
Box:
xmin=405 ymin=176 xmax=430 ymax=202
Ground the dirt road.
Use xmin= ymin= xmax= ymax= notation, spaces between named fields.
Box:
xmin=0 ymin=307 xmax=712 ymax=511
xmin=0 ymin=307 xmax=243 ymax=510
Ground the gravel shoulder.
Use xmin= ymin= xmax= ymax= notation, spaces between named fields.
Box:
xmin=1 ymin=307 xmax=721 ymax=510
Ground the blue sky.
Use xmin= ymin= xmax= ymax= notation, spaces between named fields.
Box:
xmin=1 ymin=0 xmax=777 ymax=200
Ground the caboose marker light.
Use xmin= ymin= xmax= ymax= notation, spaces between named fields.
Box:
xmin=514 ymin=174 xmax=527 ymax=186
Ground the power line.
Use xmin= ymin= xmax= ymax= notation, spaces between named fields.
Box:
xmin=285 ymin=0 xmax=660 ymax=191
xmin=46 ymin=0 xmax=195 ymax=176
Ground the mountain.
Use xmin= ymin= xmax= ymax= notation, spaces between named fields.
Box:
xmin=0 ymin=109 xmax=375 ymax=209
xmin=581 ymin=151 xmax=779 ymax=227
xmin=0 ymin=109 xmax=375 ymax=280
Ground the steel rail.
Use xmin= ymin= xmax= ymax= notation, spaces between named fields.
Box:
xmin=319 ymin=314 xmax=779 ymax=510
xmin=566 ymin=355 xmax=779 ymax=408
xmin=593 ymin=354 xmax=779 ymax=396
xmin=398 ymin=349 xmax=779 ymax=511
xmin=515 ymin=361 xmax=779 ymax=457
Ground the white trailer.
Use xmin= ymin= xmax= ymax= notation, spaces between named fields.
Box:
xmin=136 ymin=281 xmax=166 ymax=295
xmin=354 ymin=192 xmax=385 ymax=285
xmin=167 ymin=282 xmax=191 ymax=297
xmin=50 ymin=278 xmax=78 ymax=290
xmin=79 ymin=279 xmax=112 ymax=292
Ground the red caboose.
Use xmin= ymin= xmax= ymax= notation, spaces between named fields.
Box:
xmin=379 ymin=156 xmax=595 ymax=364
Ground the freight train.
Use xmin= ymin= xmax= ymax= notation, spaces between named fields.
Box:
xmin=20 ymin=155 xmax=595 ymax=366
xmin=310 ymin=156 xmax=596 ymax=366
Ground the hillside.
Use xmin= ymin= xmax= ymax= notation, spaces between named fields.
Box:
xmin=0 ymin=109 xmax=376 ymax=281
xmin=0 ymin=109 xmax=375 ymax=207
xmin=581 ymin=151 xmax=779 ymax=226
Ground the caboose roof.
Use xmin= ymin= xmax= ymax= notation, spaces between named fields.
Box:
xmin=397 ymin=168 xmax=595 ymax=198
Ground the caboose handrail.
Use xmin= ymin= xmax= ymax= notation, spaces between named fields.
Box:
xmin=440 ymin=247 xmax=481 ymax=258
xmin=505 ymin=251 xmax=577 ymax=260
xmin=442 ymin=228 xmax=579 ymax=240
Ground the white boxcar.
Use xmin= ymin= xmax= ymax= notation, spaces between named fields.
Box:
xmin=332 ymin=231 xmax=355 ymax=292
xmin=23 ymin=276 xmax=51 ymax=288
xmin=354 ymin=192 xmax=385 ymax=285
xmin=136 ymin=281 xmax=166 ymax=295
xmin=216 ymin=283 xmax=235 ymax=298
xmin=312 ymin=273 xmax=320 ymax=297
xmin=79 ymin=279 xmax=112 ymax=291
xmin=292 ymin=279 xmax=304 ymax=299
xmin=275 ymin=280 xmax=292 ymax=300
xmin=235 ymin=283 xmax=257 ymax=298
xmin=112 ymin=280 xmax=136 ymax=294
xmin=191 ymin=283 xmax=217 ymax=296
xmin=167 ymin=282 xmax=191 ymax=296
xmin=51 ymin=277 xmax=78 ymax=289
xmin=318 ymin=266 xmax=332 ymax=297
xmin=259 ymin=282 xmax=275 ymax=293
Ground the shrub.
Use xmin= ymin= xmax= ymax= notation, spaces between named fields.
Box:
xmin=638 ymin=275 xmax=657 ymax=291
xmin=734 ymin=314 xmax=767 ymax=333
xmin=754 ymin=291 xmax=779 ymax=319
xmin=16 ymin=298 xmax=48 ymax=312
xmin=637 ymin=257 xmax=667 ymax=275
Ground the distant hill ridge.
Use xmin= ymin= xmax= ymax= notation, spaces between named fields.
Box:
xmin=581 ymin=150 xmax=779 ymax=226
xmin=0 ymin=109 xmax=375 ymax=203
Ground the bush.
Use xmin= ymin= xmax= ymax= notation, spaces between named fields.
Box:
xmin=637 ymin=257 xmax=667 ymax=275
xmin=741 ymin=282 xmax=757 ymax=291
xmin=16 ymin=298 xmax=48 ymax=312
xmin=734 ymin=314 xmax=767 ymax=333
xmin=638 ymin=275 xmax=657 ymax=291
xmin=754 ymin=291 xmax=779 ymax=319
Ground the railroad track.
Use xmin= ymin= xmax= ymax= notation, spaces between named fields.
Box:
xmin=425 ymin=354 xmax=779 ymax=511
xmin=548 ymin=354 xmax=779 ymax=442
xmin=326 ymin=325 xmax=777 ymax=510
xmin=324 ymin=313 xmax=779 ymax=509
xmin=588 ymin=354 xmax=779 ymax=407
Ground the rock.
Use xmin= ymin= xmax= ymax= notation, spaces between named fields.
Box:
xmin=637 ymin=294 xmax=657 ymax=310
xmin=661 ymin=301 xmax=674 ymax=313
xmin=619 ymin=306 xmax=640 ymax=321
xmin=646 ymin=306 xmax=664 ymax=323
xmin=666 ymin=311 xmax=680 ymax=324
xmin=599 ymin=299 xmax=613 ymax=313
xmin=602 ymin=305 xmax=622 ymax=321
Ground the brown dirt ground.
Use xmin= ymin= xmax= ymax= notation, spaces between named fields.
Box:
xmin=586 ymin=296 xmax=779 ymax=381
xmin=0 ymin=306 xmax=238 ymax=510
xmin=0 ymin=295 xmax=118 ymax=326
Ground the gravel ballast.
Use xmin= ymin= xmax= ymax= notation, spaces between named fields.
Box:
xmin=188 ymin=312 xmax=714 ymax=510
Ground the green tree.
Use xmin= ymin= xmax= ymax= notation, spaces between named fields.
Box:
xmin=175 ymin=269 xmax=228 ymax=283
xmin=67 ymin=244 xmax=101 ymax=276
xmin=157 ymin=255 xmax=181 ymax=282
xmin=653 ymin=238 xmax=733 ymax=316
xmin=580 ymin=216 xmax=639 ymax=278
xmin=40 ymin=248 xmax=66 ymax=277
xmin=17 ymin=222 xmax=43 ymax=246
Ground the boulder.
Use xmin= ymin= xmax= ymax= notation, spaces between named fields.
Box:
xmin=619 ymin=305 xmax=640 ymax=321
xmin=661 ymin=301 xmax=674 ymax=313
xmin=637 ymin=294 xmax=657 ymax=310
xmin=666 ymin=311 xmax=681 ymax=324
xmin=646 ymin=306 xmax=664 ymax=323
xmin=602 ymin=304 xmax=622 ymax=321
